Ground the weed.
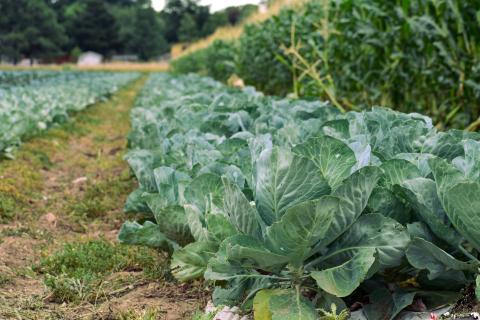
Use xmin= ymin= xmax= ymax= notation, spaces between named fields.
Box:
xmin=0 ymin=274 xmax=12 ymax=286
xmin=35 ymin=239 xmax=168 ymax=302
xmin=15 ymin=266 xmax=37 ymax=278
xmin=68 ymin=176 xmax=133 ymax=220
xmin=0 ymin=226 xmax=49 ymax=239
xmin=0 ymin=194 xmax=19 ymax=223
xmin=190 ymin=310 xmax=215 ymax=320
xmin=118 ymin=308 xmax=162 ymax=320
xmin=0 ymin=153 xmax=44 ymax=222
xmin=319 ymin=304 xmax=350 ymax=320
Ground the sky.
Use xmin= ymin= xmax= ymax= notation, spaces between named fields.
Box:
xmin=152 ymin=0 xmax=262 ymax=12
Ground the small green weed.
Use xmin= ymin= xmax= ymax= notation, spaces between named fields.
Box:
xmin=0 ymin=226 xmax=49 ymax=240
xmin=319 ymin=304 xmax=350 ymax=320
xmin=118 ymin=308 xmax=161 ymax=320
xmin=35 ymin=240 xmax=167 ymax=302
xmin=0 ymin=194 xmax=18 ymax=223
xmin=69 ymin=177 xmax=131 ymax=220
xmin=0 ymin=274 xmax=12 ymax=286
xmin=190 ymin=310 xmax=215 ymax=320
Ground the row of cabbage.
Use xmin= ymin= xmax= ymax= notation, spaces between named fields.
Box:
xmin=0 ymin=70 xmax=62 ymax=89
xmin=119 ymin=73 xmax=480 ymax=319
xmin=0 ymin=71 xmax=139 ymax=157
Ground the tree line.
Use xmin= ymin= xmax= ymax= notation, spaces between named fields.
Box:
xmin=0 ymin=0 xmax=258 ymax=63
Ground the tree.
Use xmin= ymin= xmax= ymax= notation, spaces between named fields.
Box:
xmin=161 ymin=0 xmax=208 ymax=43
xmin=201 ymin=11 xmax=229 ymax=37
xmin=178 ymin=13 xmax=199 ymax=42
xmin=109 ymin=4 xmax=137 ymax=53
xmin=0 ymin=0 xmax=67 ymax=63
xmin=128 ymin=7 xmax=168 ymax=60
xmin=72 ymin=0 xmax=119 ymax=56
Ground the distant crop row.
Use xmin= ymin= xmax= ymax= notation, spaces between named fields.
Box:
xmin=119 ymin=73 xmax=480 ymax=318
xmin=172 ymin=0 xmax=480 ymax=130
xmin=0 ymin=71 xmax=138 ymax=158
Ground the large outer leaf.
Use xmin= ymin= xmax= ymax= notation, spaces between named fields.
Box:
xmin=253 ymin=289 xmax=318 ymax=320
xmin=292 ymin=135 xmax=357 ymax=189
xmin=379 ymin=159 xmax=421 ymax=188
xmin=204 ymin=235 xmax=290 ymax=284
xmin=395 ymin=152 xmax=435 ymax=177
xmin=224 ymin=235 xmax=290 ymax=271
xmin=363 ymin=287 xmax=416 ymax=320
xmin=152 ymin=166 xmax=191 ymax=206
xmin=222 ymin=177 xmax=262 ymax=239
xmin=320 ymin=166 xmax=382 ymax=248
xmin=152 ymin=167 xmax=176 ymax=204
xmin=452 ymin=139 xmax=480 ymax=180
xmin=144 ymin=196 xmax=193 ymax=246
xmin=441 ymin=182 xmax=480 ymax=251
xmin=429 ymin=157 xmax=465 ymax=194
xmin=255 ymin=147 xmax=330 ymax=225
xmin=123 ymin=188 xmax=151 ymax=214
xmin=271 ymin=290 xmax=318 ymax=320
xmin=217 ymin=137 xmax=253 ymax=187
xmin=311 ymin=248 xmax=376 ymax=297
xmin=400 ymin=178 xmax=462 ymax=246
xmin=253 ymin=289 xmax=285 ymax=320
xmin=199 ymin=163 xmax=246 ymax=189
xmin=430 ymin=158 xmax=480 ymax=251
xmin=265 ymin=196 xmax=339 ymax=266
xmin=406 ymin=237 xmax=478 ymax=280
xmin=205 ymin=213 xmax=238 ymax=242
xmin=184 ymin=204 xmax=209 ymax=242
xmin=184 ymin=173 xmax=225 ymax=214
xmin=368 ymin=187 xmax=410 ymax=224
xmin=124 ymin=150 xmax=159 ymax=192
xmin=213 ymin=277 xmax=271 ymax=307
xmin=118 ymin=221 xmax=177 ymax=251
xmin=171 ymin=241 xmax=217 ymax=281
xmin=212 ymin=278 xmax=250 ymax=307
xmin=423 ymin=130 xmax=478 ymax=161
xmin=324 ymin=214 xmax=409 ymax=269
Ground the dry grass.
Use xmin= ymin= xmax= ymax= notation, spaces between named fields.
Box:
xmin=77 ymin=62 xmax=169 ymax=72
xmin=171 ymin=0 xmax=306 ymax=59
xmin=0 ymin=62 xmax=169 ymax=72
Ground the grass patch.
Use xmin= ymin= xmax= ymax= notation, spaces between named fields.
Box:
xmin=0 ymin=274 xmax=13 ymax=286
xmin=68 ymin=173 xmax=133 ymax=221
xmin=35 ymin=239 xmax=168 ymax=303
xmin=0 ymin=149 xmax=46 ymax=222
xmin=0 ymin=194 xmax=19 ymax=223
xmin=0 ymin=226 xmax=50 ymax=240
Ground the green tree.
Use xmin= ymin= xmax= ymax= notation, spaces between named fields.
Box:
xmin=161 ymin=0 xmax=208 ymax=43
xmin=72 ymin=0 xmax=119 ymax=56
xmin=0 ymin=0 xmax=66 ymax=64
xmin=109 ymin=5 xmax=136 ymax=53
xmin=178 ymin=13 xmax=199 ymax=42
xmin=128 ymin=7 xmax=168 ymax=60
xmin=201 ymin=11 xmax=229 ymax=37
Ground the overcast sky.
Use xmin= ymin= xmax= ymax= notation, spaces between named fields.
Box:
xmin=152 ymin=0 xmax=262 ymax=12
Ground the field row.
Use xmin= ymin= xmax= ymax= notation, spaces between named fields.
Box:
xmin=119 ymin=73 xmax=480 ymax=318
xmin=0 ymin=71 xmax=139 ymax=158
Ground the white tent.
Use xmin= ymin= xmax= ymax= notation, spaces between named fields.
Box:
xmin=77 ymin=51 xmax=103 ymax=66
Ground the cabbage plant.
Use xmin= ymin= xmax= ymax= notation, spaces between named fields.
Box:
xmin=171 ymin=140 xmax=410 ymax=317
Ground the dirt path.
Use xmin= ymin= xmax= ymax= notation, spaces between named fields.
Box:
xmin=0 ymin=75 xmax=207 ymax=320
